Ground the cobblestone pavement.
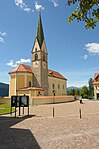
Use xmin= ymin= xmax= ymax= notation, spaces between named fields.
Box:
xmin=0 ymin=100 xmax=99 ymax=149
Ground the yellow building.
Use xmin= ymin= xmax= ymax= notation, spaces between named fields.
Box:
xmin=9 ymin=15 xmax=67 ymax=97
xmin=93 ymin=72 xmax=99 ymax=99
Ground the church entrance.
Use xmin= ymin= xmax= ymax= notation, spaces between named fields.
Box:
xmin=97 ymin=93 xmax=99 ymax=100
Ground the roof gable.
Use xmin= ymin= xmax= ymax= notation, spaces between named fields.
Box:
xmin=9 ymin=64 xmax=32 ymax=74
xmin=93 ymin=72 xmax=99 ymax=85
xmin=48 ymin=69 xmax=67 ymax=80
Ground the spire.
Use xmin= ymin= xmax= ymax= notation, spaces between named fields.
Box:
xmin=36 ymin=14 xmax=44 ymax=48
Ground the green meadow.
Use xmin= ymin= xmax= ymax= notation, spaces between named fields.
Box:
xmin=0 ymin=98 xmax=15 ymax=115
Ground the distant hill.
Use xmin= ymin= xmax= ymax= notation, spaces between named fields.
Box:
xmin=0 ymin=82 xmax=9 ymax=97
xmin=67 ymin=86 xmax=82 ymax=91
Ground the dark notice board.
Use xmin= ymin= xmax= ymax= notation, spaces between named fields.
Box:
xmin=11 ymin=95 xmax=29 ymax=107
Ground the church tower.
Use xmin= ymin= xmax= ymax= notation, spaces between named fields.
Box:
xmin=31 ymin=14 xmax=48 ymax=95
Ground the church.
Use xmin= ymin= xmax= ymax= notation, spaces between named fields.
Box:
xmin=93 ymin=72 xmax=99 ymax=100
xmin=9 ymin=15 xmax=67 ymax=97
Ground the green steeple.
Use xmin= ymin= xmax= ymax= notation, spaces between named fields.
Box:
xmin=36 ymin=14 xmax=44 ymax=48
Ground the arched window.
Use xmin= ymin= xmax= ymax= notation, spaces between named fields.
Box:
xmin=35 ymin=48 xmax=37 ymax=52
xmin=35 ymin=54 xmax=38 ymax=61
xmin=29 ymin=81 xmax=32 ymax=87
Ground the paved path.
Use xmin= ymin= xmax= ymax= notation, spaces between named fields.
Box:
xmin=0 ymin=100 xmax=99 ymax=149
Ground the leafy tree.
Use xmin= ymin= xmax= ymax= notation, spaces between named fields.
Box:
xmin=67 ymin=0 xmax=99 ymax=29
xmin=83 ymin=94 xmax=88 ymax=98
xmin=80 ymin=86 xmax=89 ymax=98
xmin=75 ymin=88 xmax=80 ymax=95
xmin=88 ymin=78 xmax=94 ymax=97
xmin=67 ymin=88 xmax=80 ymax=96
xmin=69 ymin=89 xmax=75 ymax=95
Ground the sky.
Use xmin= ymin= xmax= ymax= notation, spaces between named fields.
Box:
xmin=0 ymin=0 xmax=99 ymax=87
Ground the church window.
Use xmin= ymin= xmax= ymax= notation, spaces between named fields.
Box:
xmin=29 ymin=81 xmax=32 ymax=87
xmin=58 ymin=84 xmax=60 ymax=89
xmin=52 ymin=83 xmax=55 ymax=89
xmin=35 ymin=48 xmax=37 ymax=51
xmin=35 ymin=54 xmax=38 ymax=61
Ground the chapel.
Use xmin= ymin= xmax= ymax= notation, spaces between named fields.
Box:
xmin=9 ymin=15 xmax=67 ymax=97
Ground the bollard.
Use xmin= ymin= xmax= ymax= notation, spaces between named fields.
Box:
xmin=53 ymin=107 xmax=54 ymax=117
xmin=28 ymin=105 xmax=29 ymax=116
xmin=79 ymin=108 xmax=82 ymax=119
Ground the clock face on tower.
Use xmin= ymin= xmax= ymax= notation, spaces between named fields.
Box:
xmin=43 ymin=62 xmax=47 ymax=69
xmin=33 ymin=61 xmax=39 ymax=68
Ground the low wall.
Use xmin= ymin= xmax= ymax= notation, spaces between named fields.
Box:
xmin=0 ymin=96 xmax=75 ymax=106
xmin=0 ymin=97 xmax=11 ymax=104
xmin=30 ymin=96 xmax=74 ymax=106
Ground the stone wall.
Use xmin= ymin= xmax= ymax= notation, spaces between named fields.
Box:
xmin=0 ymin=97 xmax=11 ymax=104
xmin=30 ymin=96 xmax=74 ymax=106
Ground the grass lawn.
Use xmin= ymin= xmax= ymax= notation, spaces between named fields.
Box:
xmin=0 ymin=103 xmax=15 ymax=115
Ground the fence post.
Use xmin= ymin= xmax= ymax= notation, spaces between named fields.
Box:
xmin=53 ymin=107 xmax=54 ymax=117
xmin=79 ymin=108 xmax=82 ymax=119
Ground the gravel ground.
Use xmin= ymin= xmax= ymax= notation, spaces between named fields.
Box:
xmin=0 ymin=99 xmax=99 ymax=149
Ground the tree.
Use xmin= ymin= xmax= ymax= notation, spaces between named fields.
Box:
xmin=75 ymin=88 xmax=80 ymax=95
xmin=80 ymin=86 xmax=89 ymax=98
xmin=88 ymin=78 xmax=94 ymax=97
xmin=69 ymin=89 xmax=76 ymax=95
xmin=67 ymin=88 xmax=80 ymax=96
xmin=67 ymin=0 xmax=99 ymax=29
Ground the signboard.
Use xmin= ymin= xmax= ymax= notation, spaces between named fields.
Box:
xmin=11 ymin=95 xmax=29 ymax=117
xmin=21 ymin=95 xmax=29 ymax=107
xmin=11 ymin=96 xmax=17 ymax=107
xmin=16 ymin=96 xmax=20 ymax=107
xmin=11 ymin=95 xmax=29 ymax=107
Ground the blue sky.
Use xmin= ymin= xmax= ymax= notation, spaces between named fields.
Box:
xmin=0 ymin=0 xmax=99 ymax=87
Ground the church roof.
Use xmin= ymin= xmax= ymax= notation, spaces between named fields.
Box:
xmin=36 ymin=14 xmax=44 ymax=48
xmin=9 ymin=64 xmax=66 ymax=80
xmin=48 ymin=69 xmax=67 ymax=80
xmin=94 ymin=72 xmax=99 ymax=80
xmin=93 ymin=72 xmax=99 ymax=85
xmin=9 ymin=64 xmax=32 ymax=74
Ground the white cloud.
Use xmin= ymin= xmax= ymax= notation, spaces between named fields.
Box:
xmin=6 ymin=60 xmax=17 ymax=67
xmin=0 ymin=32 xmax=7 ymax=36
xmin=35 ymin=1 xmax=44 ymax=11
xmin=6 ymin=58 xmax=31 ymax=67
xmin=0 ymin=31 xmax=7 ymax=43
xmin=85 ymin=43 xmax=99 ymax=55
xmin=0 ymin=37 xmax=4 ymax=43
xmin=81 ymin=54 xmax=88 ymax=60
xmin=14 ymin=0 xmax=31 ymax=12
xmin=49 ymin=0 xmax=58 ymax=7
xmin=16 ymin=58 xmax=31 ymax=64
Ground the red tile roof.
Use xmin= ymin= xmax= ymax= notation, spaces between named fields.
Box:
xmin=93 ymin=81 xmax=99 ymax=85
xmin=48 ymin=69 xmax=66 ymax=80
xmin=94 ymin=72 xmax=99 ymax=80
xmin=9 ymin=64 xmax=67 ymax=80
xmin=93 ymin=72 xmax=99 ymax=85
xmin=9 ymin=64 xmax=32 ymax=74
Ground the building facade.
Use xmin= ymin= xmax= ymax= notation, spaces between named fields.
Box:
xmin=93 ymin=73 xmax=99 ymax=99
xmin=9 ymin=15 xmax=67 ymax=97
